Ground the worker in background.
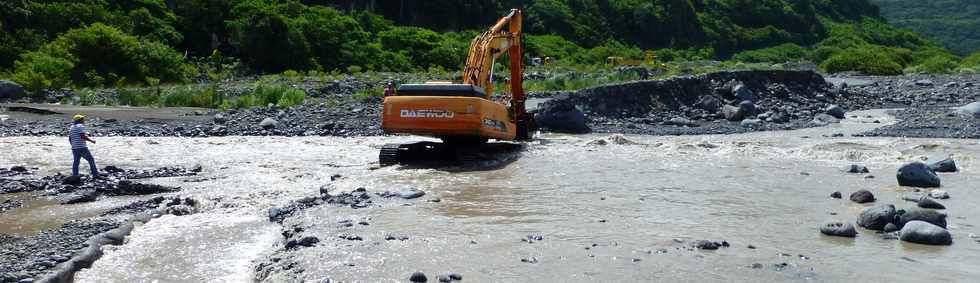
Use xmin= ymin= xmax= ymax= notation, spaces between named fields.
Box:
xmin=383 ymin=82 xmax=394 ymax=97
xmin=69 ymin=114 xmax=100 ymax=177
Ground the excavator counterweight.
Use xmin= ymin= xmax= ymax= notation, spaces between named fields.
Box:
xmin=379 ymin=9 xmax=533 ymax=167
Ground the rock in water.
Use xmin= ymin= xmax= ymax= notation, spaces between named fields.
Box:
xmin=740 ymin=119 xmax=761 ymax=128
xmin=897 ymin=162 xmax=941 ymax=188
xmin=899 ymin=208 xmax=947 ymax=228
xmin=857 ymin=204 xmax=896 ymax=230
xmin=850 ymin=190 xmax=875 ymax=203
xmin=399 ymin=189 xmax=426 ymax=199
xmin=956 ymin=102 xmax=980 ymax=117
xmin=0 ymin=80 xmax=27 ymax=101
xmin=820 ymin=220 xmax=857 ymax=237
xmin=812 ymin=113 xmax=840 ymax=125
xmin=409 ymin=271 xmax=428 ymax=282
xmin=693 ymin=240 xmax=720 ymax=250
xmin=928 ymin=158 xmax=958 ymax=173
xmin=825 ymin=105 xmax=846 ymax=119
xmin=534 ymin=97 xmax=590 ymax=133
xmin=900 ymin=221 xmax=952 ymax=245
xmin=929 ymin=190 xmax=950 ymax=199
xmin=917 ymin=197 xmax=945 ymax=209
xmin=842 ymin=164 xmax=870 ymax=173
xmin=883 ymin=223 xmax=899 ymax=233
xmin=830 ymin=191 xmax=842 ymax=199
xmin=259 ymin=118 xmax=279 ymax=129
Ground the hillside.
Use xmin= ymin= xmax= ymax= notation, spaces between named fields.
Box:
xmin=0 ymin=0 xmax=960 ymax=93
xmin=870 ymin=0 xmax=980 ymax=55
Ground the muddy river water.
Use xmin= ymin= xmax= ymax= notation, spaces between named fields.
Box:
xmin=2 ymin=109 xmax=979 ymax=282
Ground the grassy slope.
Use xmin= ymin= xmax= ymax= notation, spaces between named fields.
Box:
xmin=870 ymin=0 xmax=980 ymax=55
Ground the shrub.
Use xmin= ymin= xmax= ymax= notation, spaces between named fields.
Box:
xmin=960 ymin=50 xmax=980 ymax=68
xmin=732 ymin=43 xmax=809 ymax=63
xmin=162 ymin=85 xmax=221 ymax=108
xmin=10 ymin=23 xmax=187 ymax=90
xmin=820 ymin=46 xmax=903 ymax=75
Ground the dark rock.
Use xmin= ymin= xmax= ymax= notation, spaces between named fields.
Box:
xmin=695 ymin=95 xmax=722 ymax=111
xmin=825 ymin=105 xmax=846 ymax=119
xmin=0 ymin=80 xmax=27 ymax=101
xmin=842 ymin=164 xmax=870 ymax=173
xmin=820 ymin=220 xmax=857 ymax=237
xmin=534 ymin=96 xmax=590 ymax=133
xmin=448 ymin=273 xmax=462 ymax=280
xmin=899 ymin=208 xmax=947 ymax=228
xmin=849 ymin=190 xmax=875 ymax=204
xmin=830 ymin=191 xmax=842 ymax=199
xmin=900 ymin=221 xmax=952 ymax=245
xmin=917 ymin=197 xmax=945 ymax=209
xmin=10 ymin=166 xmax=28 ymax=172
xmin=60 ymin=190 xmax=98 ymax=204
xmin=857 ymin=204 xmax=896 ymax=231
xmin=259 ymin=118 xmax=279 ymax=129
xmin=884 ymin=223 xmax=900 ymax=233
xmin=409 ymin=271 xmax=428 ymax=282
xmin=897 ymin=162 xmax=941 ymax=188
xmin=733 ymin=84 xmax=756 ymax=102
xmin=693 ymin=240 xmax=720 ymax=250
xmin=438 ymin=274 xmax=452 ymax=282
xmin=62 ymin=175 xmax=83 ymax=185
xmin=722 ymin=101 xmax=757 ymax=121
xmin=928 ymin=158 xmax=958 ymax=173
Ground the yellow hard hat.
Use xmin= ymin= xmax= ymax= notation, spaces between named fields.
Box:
xmin=72 ymin=114 xmax=85 ymax=121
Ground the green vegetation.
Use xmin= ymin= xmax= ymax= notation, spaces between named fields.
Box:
xmin=869 ymin=0 xmax=980 ymax=56
xmin=0 ymin=0 xmax=976 ymax=99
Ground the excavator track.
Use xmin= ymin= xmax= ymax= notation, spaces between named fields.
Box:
xmin=379 ymin=144 xmax=402 ymax=167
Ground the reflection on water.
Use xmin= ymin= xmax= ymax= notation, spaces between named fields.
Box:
xmin=0 ymin=109 xmax=978 ymax=282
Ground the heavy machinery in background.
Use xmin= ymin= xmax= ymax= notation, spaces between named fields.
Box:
xmin=606 ymin=51 xmax=660 ymax=67
xmin=379 ymin=9 xmax=533 ymax=166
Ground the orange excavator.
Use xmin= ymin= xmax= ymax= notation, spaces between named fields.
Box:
xmin=379 ymin=9 xmax=533 ymax=166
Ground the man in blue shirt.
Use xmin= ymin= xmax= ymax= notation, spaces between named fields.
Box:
xmin=69 ymin=114 xmax=99 ymax=177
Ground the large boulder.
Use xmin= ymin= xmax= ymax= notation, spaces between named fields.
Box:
xmin=928 ymin=158 xmax=958 ymax=173
xmin=820 ymin=220 xmax=857 ymax=237
xmin=857 ymin=204 xmax=896 ymax=230
xmin=534 ymin=98 xmax=590 ymax=134
xmin=900 ymin=221 xmax=952 ymax=245
xmin=956 ymin=102 xmax=980 ymax=117
xmin=899 ymin=208 xmax=947 ymax=228
xmin=259 ymin=118 xmax=279 ymax=129
xmin=723 ymin=101 xmax=757 ymax=121
xmin=0 ymin=80 xmax=27 ymax=101
xmin=733 ymin=84 xmax=757 ymax=102
xmin=825 ymin=105 xmax=846 ymax=119
xmin=897 ymin=162 xmax=941 ymax=188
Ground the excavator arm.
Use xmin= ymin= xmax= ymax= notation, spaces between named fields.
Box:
xmin=460 ymin=9 xmax=531 ymax=140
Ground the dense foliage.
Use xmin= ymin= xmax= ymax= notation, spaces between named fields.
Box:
xmin=0 ymin=0 xmax=970 ymax=93
xmin=869 ymin=0 xmax=980 ymax=56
